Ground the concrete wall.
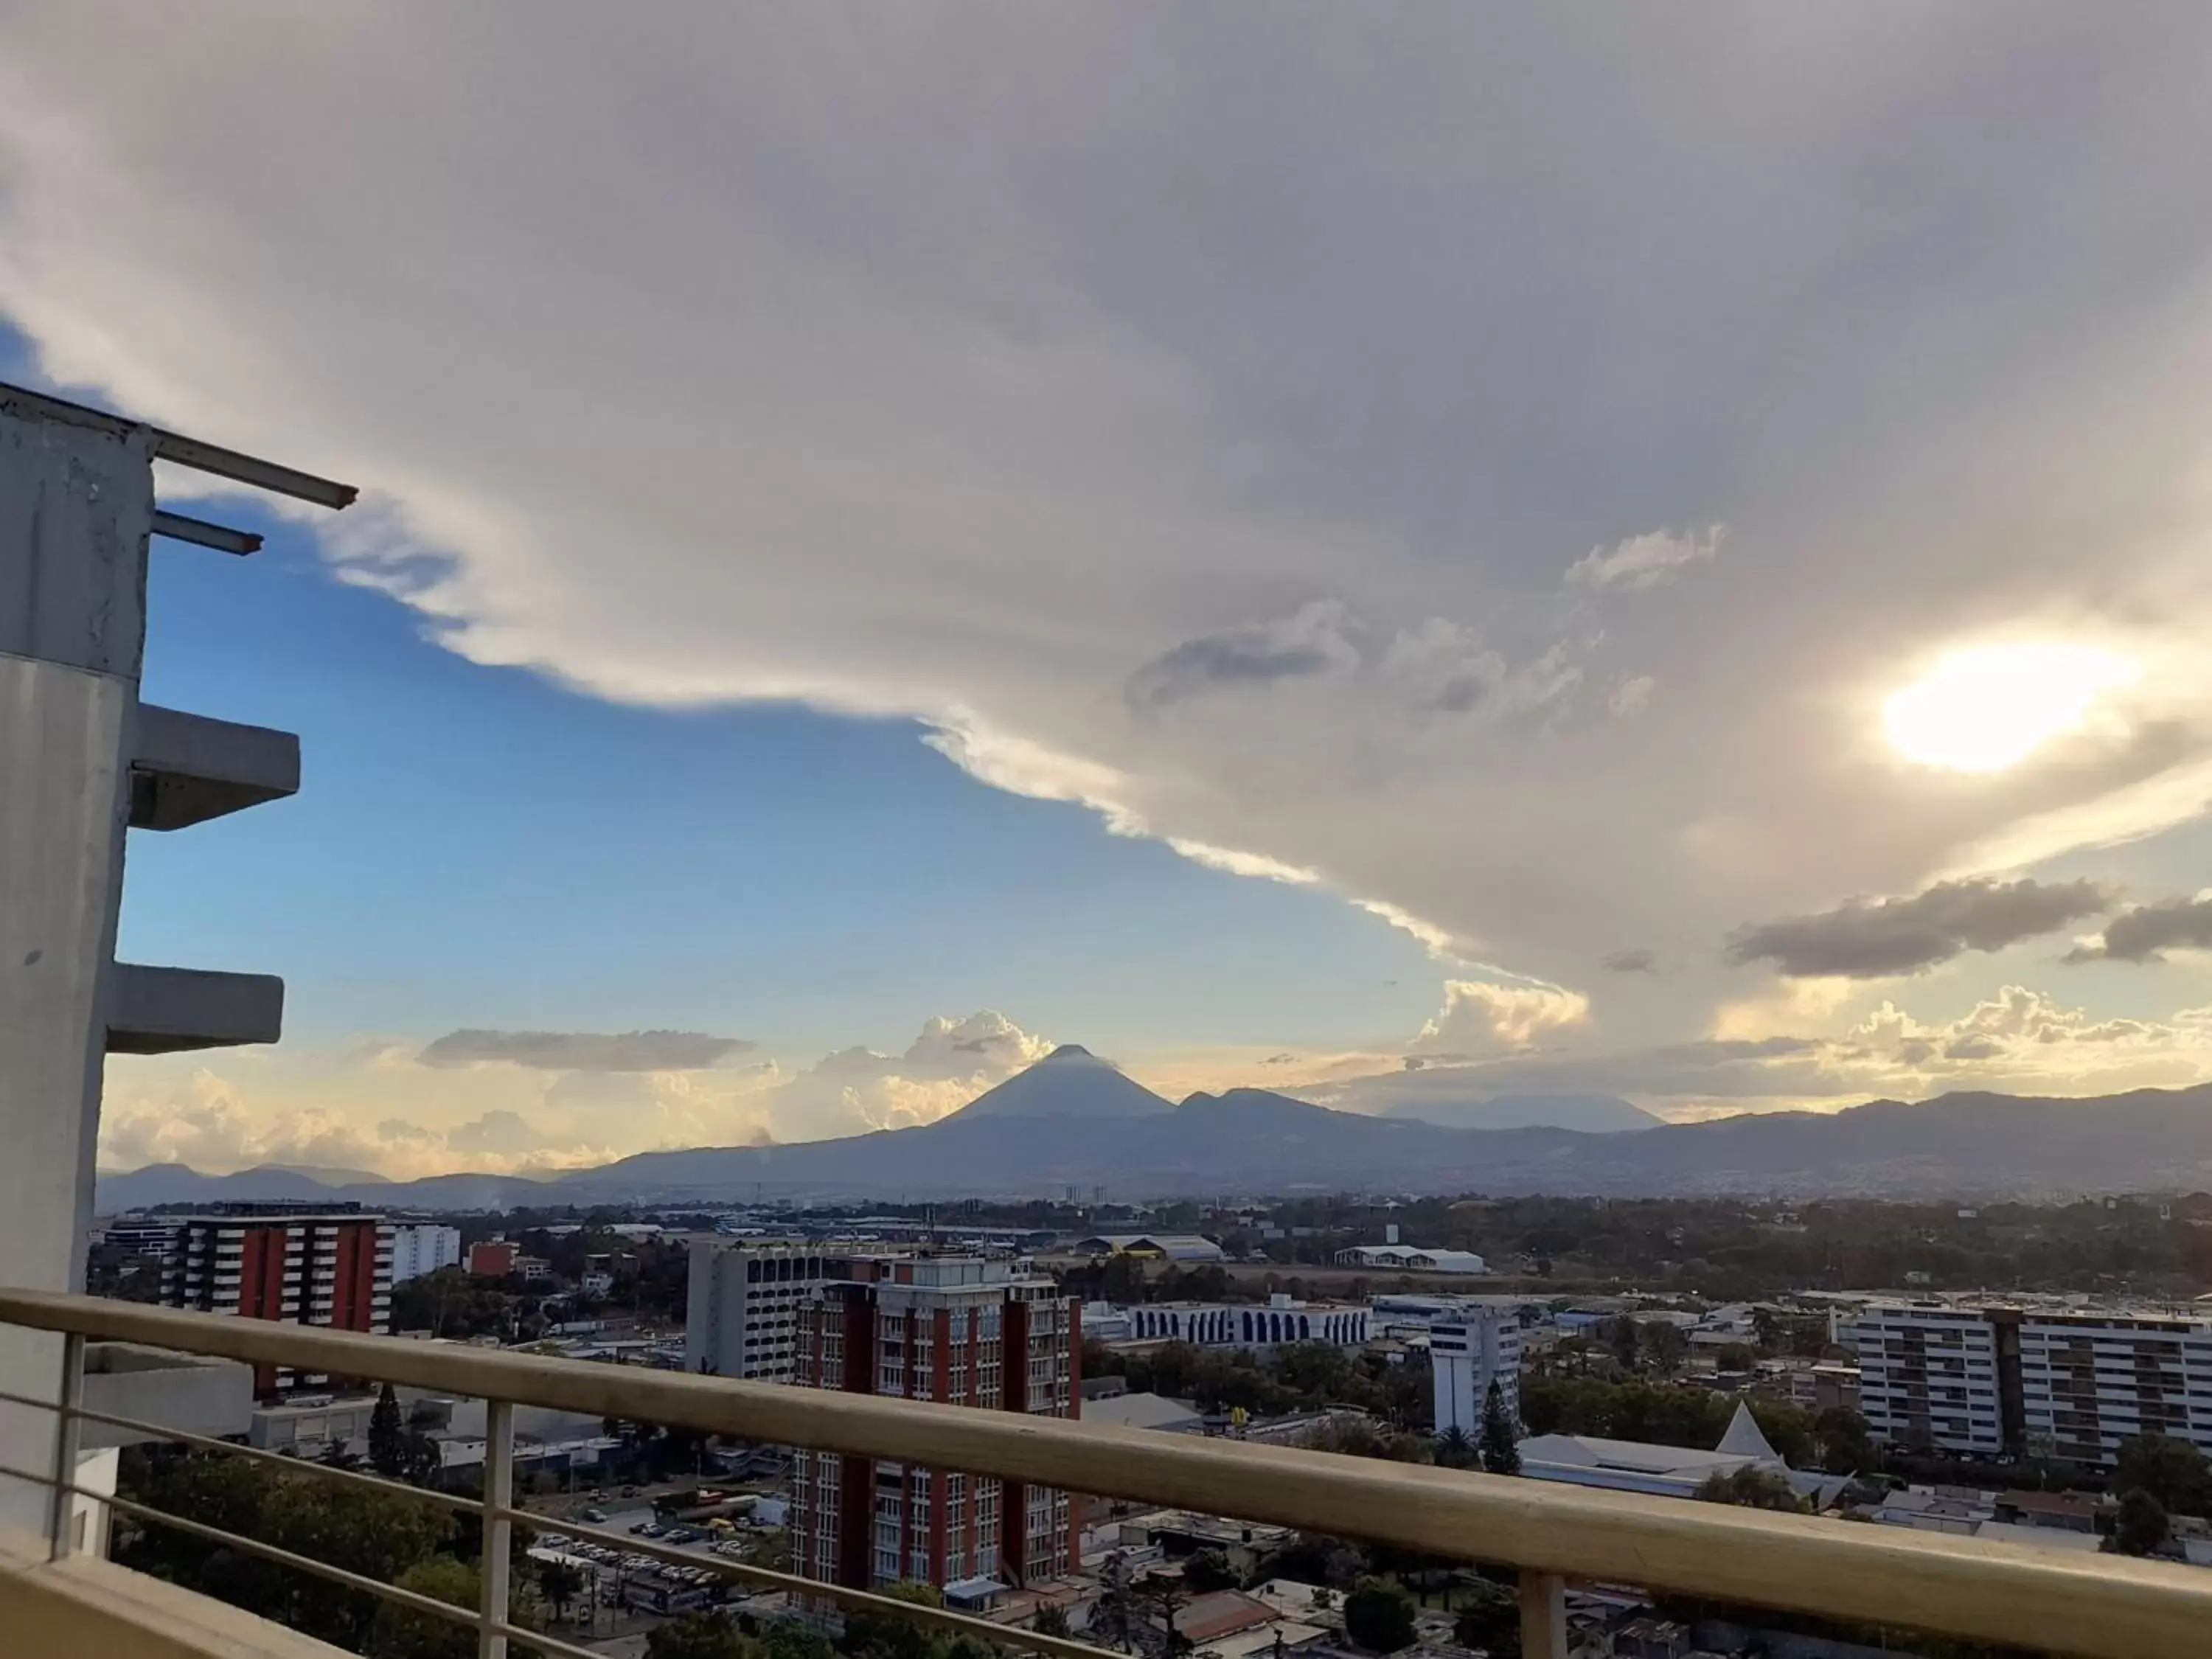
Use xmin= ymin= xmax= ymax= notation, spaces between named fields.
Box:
xmin=0 ymin=411 xmax=154 ymax=1531
xmin=77 ymin=1344 xmax=254 ymax=1450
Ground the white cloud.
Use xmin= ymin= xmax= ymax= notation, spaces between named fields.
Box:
xmin=1413 ymin=979 xmax=1593 ymax=1054
xmin=14 ymin=9 xmax=2212 ymax=1071
xmin=761 ymin=1011 xmax=1054 ymax=1138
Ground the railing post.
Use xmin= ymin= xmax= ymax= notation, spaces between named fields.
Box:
xmin=479 ymin=1398 xmax=512 ymax=1659
xmin=46 ymin=1332 xmax=83 ymax=1562
xmin=1518 ymin=1569 xmax=1566 ymax=1659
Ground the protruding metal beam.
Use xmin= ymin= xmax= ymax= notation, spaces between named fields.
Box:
xmin=0 ymin=380 xmax=357 ymax=510
xmin=150 ymin=509 xmax=262 ymax=556
xmin=105 ymin=964 xmax=284 ymax=1054
xmin=129 ymin=705 xmax=299 ymax=831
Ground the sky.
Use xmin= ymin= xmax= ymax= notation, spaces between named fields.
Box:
xmin=9 ymin=6 xmax=2212 ymax=1177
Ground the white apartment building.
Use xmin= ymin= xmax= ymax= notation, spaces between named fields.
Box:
xmin=387 ymin=1223 xmax=462 ymax=1284
xmin=1124 ymin=1294 xmax=1369 ymax=1350
xmin=2017 ymin=1311 xmax=2212 ymax=1467
xmin=1430 ymin=1307 xmax=1523 ymax=1436
xmin=684 ymin=1239 xmax=835 ymax=1381
xmin=1854 ymin=1301 xmax=2212 ymax=1466
xmin=1851 ymin=1304 xmax=2008 ymax=1456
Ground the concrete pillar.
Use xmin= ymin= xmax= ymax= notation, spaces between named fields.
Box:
xmin=0 ymin=408 xmax=154 ymax=1531
xmin=0 ymin=383 xmax=338 ymax=1529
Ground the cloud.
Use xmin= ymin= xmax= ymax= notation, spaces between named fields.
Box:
xmin=416 ymin=1029 xmax=755 ymax=1071
xmin=1727 ymin=878 xmax=2112 ymax=978
xmin=2065 ymin=894 xmax=2212 ymax=963
xmin=445 ymin=1109 xmax=560 ymax=1157
xmin=763 ymin=1011 xmax=1054 ymax=1137
xmin=15 ymin=8 xmax=2212 ymax=1071
xmin=1602 ymin=949 xmax=1657 ymax=973
xmin=1846 ymin=985 xmax=2165 ymax=1068
xmin=1413 ymin=979 xmax=1592 ymax=1054
xmin=1127 ymin=602 xmax=1360 ymax=709
xmin=1568 ymin=526 xmax=1725 ymax=594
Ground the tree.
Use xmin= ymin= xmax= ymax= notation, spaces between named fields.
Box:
xmin=1643 ymin=1321 xmax=1689 ymax=1377
xmin=2107 ymin=1489 xmax=2171 ymax=1558
xmin=1750 ymin=1307 xmax=1783 ymax=1353
xmin=1453 ymin=1587 xmax=1520 ymax=1658
xmin=1182 ymin=1547 xmax=1237 ymax=1593
xmin=1604 ymin=1316 xmax=1641 ymax=1372
xmin=649 ymin=1610 xmax=756 ymax=1659
xmin=1694 ymin=1467 xmax=1806 ymax=1512
xmin=1341 ymin=1578 xmax=1416 ymax=1653
xmin=1478 ymin=1381 xmax=1520 ymax=1476
xmin=369 ymin=1382 xmax=408 ymax=1481
xmin=1814 ymin=1406 xmax=1874 ymax=1475
xmin=1434 ymin=1426 xmax=1478 ymax=1470
xmin=537 ymin=1558 xmax=586 ymax=1625
xmin=766 ymin=1623 xmax=837 ymax=1659
xmin=2114 ymin=1433 xmax=2212 ymax=1518
xmin=1032 ymin=1603 xmax=1073 ymax=1638
xmin=368 ymin=1557 xmax=477 ymax=1659
xmin=1143 ymin=1573 xmax=1191 ymax=1659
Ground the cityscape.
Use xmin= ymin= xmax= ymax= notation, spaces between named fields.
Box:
xmin=10 ymin=9 xmax=2212 ymax=1659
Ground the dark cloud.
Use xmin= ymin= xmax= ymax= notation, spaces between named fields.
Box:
xmin=1726 ymin=878 xmax=2112 ymax=978
xmin=1126 ymin=602 xmax=1357 ymax=709
xmin=2065 ymin=896 xmax=2212 ymax=963
xmin=417 ymin=1029 xmax=755 ymax=1071
xmin=1602 ymin=949 xmax=1657 ymax=973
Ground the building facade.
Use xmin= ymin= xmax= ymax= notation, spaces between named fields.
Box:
xmin=159 ymin=1210 xmax=392 ymax=1394
xmin=1853 ymin=1301 xmax=2212 ymax=1465
xmin=1124 ymin=1295 xmax=1369 ymax=1351
xmin=1430 ymin=1307 xmax=1523 ymax=1436
xmin=684 ymin=1239 xmax=835 ymax=1381
xmin=791 ymin=1257 xmax=1080 ymax=1593
xmin=388 ymin=1223 xmax=462 ymax=1284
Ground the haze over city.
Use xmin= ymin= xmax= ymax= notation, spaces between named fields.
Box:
xmin=8 ymin=7 xmax=2212 ymax=1182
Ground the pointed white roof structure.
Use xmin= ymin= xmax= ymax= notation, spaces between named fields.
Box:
xmin=1716 ymin=1400 xmax=1780 ymax=1462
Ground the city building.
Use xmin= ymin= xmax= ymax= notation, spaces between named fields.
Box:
xmin=791 ymin=1256 xmax=1080 ymax=1593
xmin=1122 ymin=1294 xmax=1369 ymax=1351
xmin=1430 ymin=1306 xmax=1523 ymax=1436
xmin=95 ymin=1218 xmax=184 ymax=1260
xmin=388 ymin=1222 xmax=462 ymax=1284
xmin=467 ymin=1239 xmax=518 ymax=1278
xmin=157 ymin=1209 xmax=393 ymax=1394
xmin=1331 ymin=1245 xmax=1489 ymax=1273
xmin=1851 ymin=1301 xmax=2212 ymax=1465
xmin=684 ymin=1239 xmax=837 ymax=1380
xmin=1520 ymin=1402 xmax=1847 ymax=1508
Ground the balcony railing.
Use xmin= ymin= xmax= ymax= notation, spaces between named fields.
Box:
xmin=0 ymin=1289 xmax=2208 ymax=1658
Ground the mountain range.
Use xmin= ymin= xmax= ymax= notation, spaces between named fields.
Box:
xmin=92 ymin=1044 xmax=2212 ymax=1212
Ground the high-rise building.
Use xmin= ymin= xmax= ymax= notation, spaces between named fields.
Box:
xmin=684 ymin=1239 xmax=835 ymax=1381
xmin=159 ymin=1209 xmax=393 ymax=1394
xmin=1854 ymin=1301 xmax=2212 ymax=1465
xmin=1429 ymin=1306 xmax=1523 ymax=1436
xmin=388 ymin=1223 xmax=462 ymax=1284
xmin=791 ymin=1257 xmax=1080 ymax=1592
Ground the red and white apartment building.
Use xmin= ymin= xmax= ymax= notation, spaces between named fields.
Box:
xmin=158 ymin=1206 xmax=393 ymax=1394
xmin=791 ymin=1256 xmax=1080 ymax=1594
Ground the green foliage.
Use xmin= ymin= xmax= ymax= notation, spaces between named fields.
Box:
xmin=1121 ymin=1340 xmax=1431 ymax=1430
xmin=650 ymin=1610 xmax=760 ymax=1659
xmin=1695 ymin=1466 xmax=1807 ymax=1512
xmin=1341 ymin=1578 xmax=1417 ymax=1653
xmin=1434 ymin=1426 xmax=1478 ymax=1470
xmin=1478 ymin=1381 xmax=1520 ymax=1476
xmin=1181 ymin=1546 xmax=1237 ymax=1592
xmin=2107 ymin=1488 xmax=2171 ymax=1557
xmin=1520 ymin=1377 xmax=1845 ymax=1470
xmin=369 ymin=1382 xmax=408 ymax=1480
xmin=841 ymin=1582 xmax=949 ymax=1659
xmin=766 ymin=1621 xmax=839 ymax=1659
xmin=1032 ymin=1602 xmax=1073 ymax=1638
xmin=367 ymin=1557 xmax=477 ymax=1659
xmin=2113 ymin=1432 xmax=2211 ymax=1519
xmin=537 ymin=1557 xmax=587 ymax=1623
xmin=1452 ymin=1586 xmax=1520 ymax=1658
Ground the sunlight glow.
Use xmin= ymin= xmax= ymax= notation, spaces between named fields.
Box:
xmin=1884 ymin=643 xmax=2138 ymax=773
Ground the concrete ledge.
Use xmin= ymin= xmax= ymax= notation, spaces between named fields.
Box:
xmin=130 ymin=705 xmax=299 ymax=831
xmin=0 ymin=1524 xmax=352 ymax=1658
xmin=106 ymin=965 xmax=284 ymax=1054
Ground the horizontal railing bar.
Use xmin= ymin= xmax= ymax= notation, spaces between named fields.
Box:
xmin=492 ymin=1620 xmax=603 ymax=1659
xmin=0 ymin=1383 xmax=481 ymax=1515
xmin=150 ymin=507 xmax=264 ymax=554
xmin=0 ymin=1461 xmax=483 ymax=1632
xmin=538 ymin=1510 xmax=1119 ymax=1659
xmin=0 ymin=378 xmax=359 ymax=508
xmin=0 ymin=1290 xmax=2204 ymax=1659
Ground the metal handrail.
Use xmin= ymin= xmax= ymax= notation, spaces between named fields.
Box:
xmin=0 ymin=1288 xmax=2207 ymax=1658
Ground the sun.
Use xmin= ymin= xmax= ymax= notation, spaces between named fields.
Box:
xmin=1883 ymin=642 xmax=2138 ymax=773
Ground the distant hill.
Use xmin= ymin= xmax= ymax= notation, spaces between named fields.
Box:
xmin=945 ymin=1045 xmax=1174 ymax=1120
xmin=93 ymin=1163 xmax=551 ymax=1217
xmin=1378 ymin=1091 xmax=1662 ymax=1133
xmin=92 ymin=1070 xmax=2212 ymax=1211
